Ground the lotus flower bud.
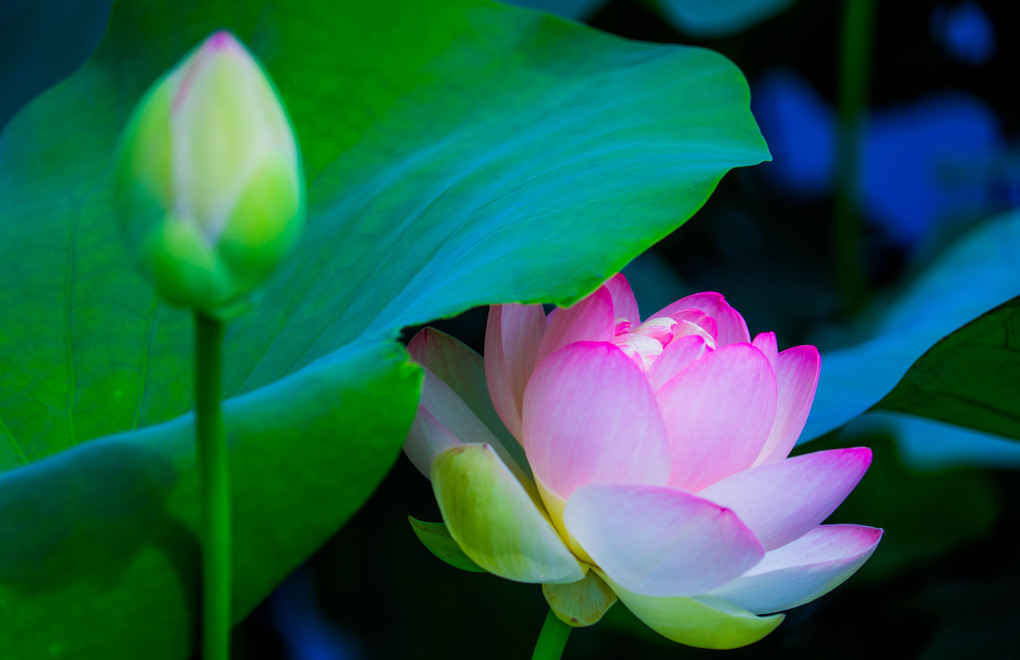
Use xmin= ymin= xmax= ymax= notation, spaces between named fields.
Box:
xmin=115 ymin=30 xmax=304 ymax=316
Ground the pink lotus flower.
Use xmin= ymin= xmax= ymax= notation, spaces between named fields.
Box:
xmin=404 ymin=274 xmax=881 ymax=649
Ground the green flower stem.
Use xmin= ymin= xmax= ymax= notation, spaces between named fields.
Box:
xmin=532 ymin=609 xmax=572 ymax=660
xmin=834 ymin=0 xmax=876 ymax=313
xmin=195 ymin=312 xmax=231 ymax=660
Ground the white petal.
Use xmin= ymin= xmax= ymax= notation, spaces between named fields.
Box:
xmin=564 ymin=484 xmax=763 ymax=597
xmin=699 ymin=447 xmax=872 ymax=550
xmin=709 ymin=524 xmax=882 ymax=614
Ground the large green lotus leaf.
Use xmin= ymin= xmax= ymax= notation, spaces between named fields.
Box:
xmin=0 ymin=0 xmax=767 ymax=470
xmin=0 ymin=0 xmax=767 ymax=656
xmin=802 ymin=210 xmax=1020 ymax=442
xmin=874 ymin=296 xmax=1020 ymax=441
xmin=0 ymin=339 xmax=421 ymax=659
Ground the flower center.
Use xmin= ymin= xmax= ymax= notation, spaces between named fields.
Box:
xmin=611 ymin=312 xmax=718 ymax=371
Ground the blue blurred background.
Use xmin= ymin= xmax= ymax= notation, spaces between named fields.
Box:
xmin=3 ymin=0 xmax=1019 ymax=657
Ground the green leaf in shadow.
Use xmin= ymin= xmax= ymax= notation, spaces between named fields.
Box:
xmin=409 ymin=517 xmax=486 ymax=573
xmin=874 ymin=296 xmax=1020 ymax=441
xmin=656 ymin=0 xmax=797 ymax=37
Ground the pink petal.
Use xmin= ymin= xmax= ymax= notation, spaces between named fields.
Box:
xmin=754 ymin=345 xmax=821 ymax=466
xmin=564 ymin=484 xmax=764 ymax=597
xmin=631 ymin=317 xmax=676 ymax=345
xmin=534 ymin=286 xmax=615 ymax=368
xmin=522 ymin=342 xmax=671 ymax=499
xmin=408 ymin=327 xmax=519 ymax=447
xmin=408 ymin=327 xmax=473 ymax=383
xmin=404 ymin=405 xmax=460 ymax=478
xmin=671 ymin=309 xmax=719 ymax=344
xmin=752 ymin=332 xmax=778 ymax=372
xmin=698 ymin=447 xmax=873 ymax=550
xmin=646 ymin=335 xmax=709 ymax=391
xmin=613 ymin=333 xmax=664 ymax=372
xmin=657 ymin=343 xmax=777 ymax=491
xmin=709 ymin=525 xmax=882 ymax=614
xmin=406 ymin=369 xmax=527 ymax=479
xmin=484 ymin=303 xmax=546 ymax=441
xmin=603 ymin=273 xmax=641 ymax=325
xmin=418 ymin=369 xmax=489 ymax=445
xmin=651 ymin=292 xmax=750 ymax=345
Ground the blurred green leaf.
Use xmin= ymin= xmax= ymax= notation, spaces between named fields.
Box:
xmin=0 ymin=340 xmax=421 ymax=659
xmin=874 ymin=297 xmax=1020 ymax=441
xmin=504 ymin=0 xmax=797 ymax=37
xmin=803 ymin=210 xmax=1020 ymax=442
xmin=655 ymin=0 xmax=797 ymax=37
xmin=0 ymin=0 xmax=113 ymax=130
xmin=0 ymin=0 xmax=767 ymax=656
xmin=868 ymin=412 xmax=1020 ymax=472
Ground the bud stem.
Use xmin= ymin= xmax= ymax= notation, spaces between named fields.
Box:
xmin=834 ymin=0 xmax=876 ymax=314
xmin=532 ymin=609 xmax=572 ymax=660
xmin=195 ymin=312 xmax=231 ymax=660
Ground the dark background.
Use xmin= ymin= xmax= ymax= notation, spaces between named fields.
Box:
xmin=3 ymin=0 xmax=1019 ymax=657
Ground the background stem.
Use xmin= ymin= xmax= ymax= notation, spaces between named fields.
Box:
xmin=196 ymin=312 xmax=231 ymax=660
xmin=532 ymin=609 xmax=572 ymax=660
xmin=834 ymin=0 xmax=876 ymax=314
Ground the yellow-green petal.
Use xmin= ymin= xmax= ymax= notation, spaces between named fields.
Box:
xmin=599 ymin=570 xmax=784 ymax=649
xmin=543 ymin=570 xmax=617 ymax=627
xmin=431 ymin=444 xmax=584 ymax=584
xmin=138 ymin=216 xmax=233 ymax=310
